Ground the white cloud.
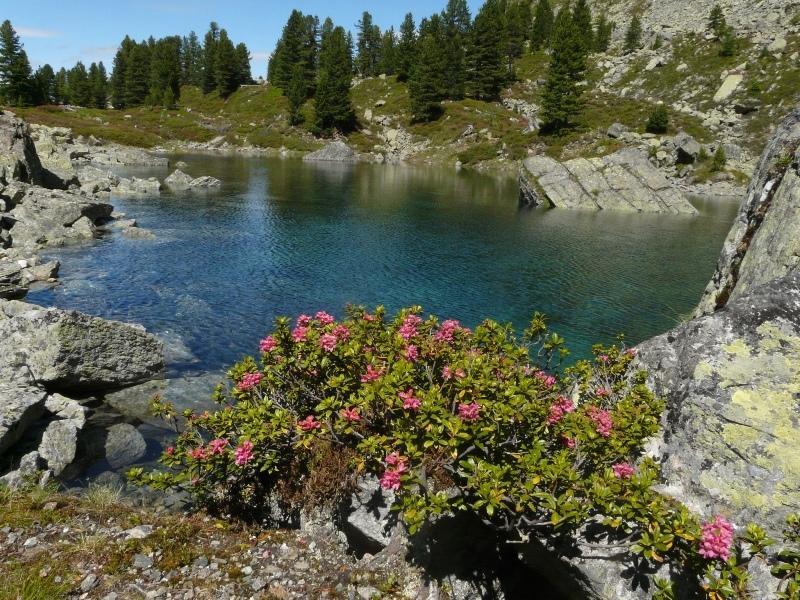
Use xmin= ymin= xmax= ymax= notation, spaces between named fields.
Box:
xmin=250 ymin=52 xmax=271 ymax=63
xmin=16 ymin=27 xmax=60 ymax=39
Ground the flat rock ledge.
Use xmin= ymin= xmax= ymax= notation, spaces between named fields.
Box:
xmin=519 ymin=148 xmax=698 ymax=214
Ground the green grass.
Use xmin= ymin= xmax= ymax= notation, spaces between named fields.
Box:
xmin=0 ymin=559 xmax=75 ymax=600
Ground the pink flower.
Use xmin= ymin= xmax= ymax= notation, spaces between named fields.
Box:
xmin=320 ymin=333 xmax=338 ymax=352
xmin=458 ymin=402 xmax=481 ymax=422
xmin=535 ymin=371 xmax=557 ymax=388
xmin=341 ymin=407 xmax=361 ymax=422
xmin=315 ymin=310 xmax=335 ymax=325
xmin=292 ymin=326 xmax=309 ymax=342
xmin=598 ymin=354 xmax=610 ymax=363
xmin=625 ymin=348 xmax=637 ymax=357
xmin=612 ymin=462 xmax=635 ymax=479
xmin=587 ymin=406 xmax=613 ymax=437
xmin=561 ymin=436 xmax=576 ymax=449
xmin=399 ymin=389 xmax=421 ymax=410
xmin=238 ymin=372 xmax=262 ymax=391
xmin=595 ymin=387 xmax=611 ymax=398
xmin=434 ymin=319 xmax=463 ymax=343
xmin=699 ymin=516 xmax=734 ymax=561
xmin=385 ymin=452 xmax=407 ymax=469
xmin=297 ymin=415 xmax=322 ymax=431
xmin=404 ymin=345 xmax=419 ymax=362
xmin=208 ymin=438 xmax=229 ymax=455
xmin=360 ymin=364 xmax=384 ymax=383
xmin=333 ymin=325 xmax=350 ymax=340
xmin=189 ymin=446 xmax=207 ymax=460
xmin=398 ymin=314 xmax=422 ymax=340
xmin=380 ymin=469 xmax=402 ymax=491
xmin=296 ymin=314 xmax=312 ymax=327
xmin=234 ymin=441 xmax=254 ymax=466
xmin=165 ymin=446 xmax=175 ymax=456
xmin=259 ymin=336 xmax=278 ymax=352
xmin=442 ymin=366 xmax=465 ymax=381
xmin=547 ymin=396 xmax=575 ymax=425
xmin=363 ymin=313 xmax=376 ymax=322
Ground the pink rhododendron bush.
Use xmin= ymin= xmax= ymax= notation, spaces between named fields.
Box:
xmin=129 ymin=307 xmax=800 ymax=600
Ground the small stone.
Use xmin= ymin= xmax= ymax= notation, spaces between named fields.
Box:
xmin=42 ymin=501 xmax=58 ymax=511
xmin=80 ymin=574 xmax=98 ymax=592
xmin=295 ymin=560 xmax=310 ymax=571
xmin=133 ymin=553 xmax=154 ymax=569
xmin=192 ymin=556 xmax=209 ymax=568
xmin=250 ymin=577 xmax=266 ymax=592
xmin=23 ymin=536 xmax=38 ymax=547
xmin=241 ymin=566 xmax=253 ymax=576
xmin=124 ymin=525 xmax=153 ymax=540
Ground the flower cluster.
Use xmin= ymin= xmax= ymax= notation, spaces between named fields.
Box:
xmin=235 ymin=441 xmax=254 ymax=466
xmin=587 ymin=406 xmax=613 ymax=437
xmin=457 ymin=402 xmax=481 ymax=422
xmin=238 ymin=372 xmax=262 ymax=391
xmin=547 ymin=395 xmax=576 ymax=425
xmin=398 ymin=314 xmax=422 ymax=340
xmin=612 ymin=462 xmax=635 ymax=479
xmin=699 ymin=516 xmax=735 ymax=561
xmin=399 ymin=389 xmax=421 ymax=410
xmin=380 ymin=452 xmax=408 ymax=491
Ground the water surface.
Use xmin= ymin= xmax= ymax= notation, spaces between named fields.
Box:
xmin=30 ymin=155 xmax=739 ymax=397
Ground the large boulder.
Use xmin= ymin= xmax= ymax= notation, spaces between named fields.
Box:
xmin=6 ymin=185 xmax=112 ymax=251
xmin=0 ymin=383 xmax=47 ymax=455
xmin=82 ymin=144 xmax=169 ymax=167
xmin=115 ymin=176 xmax=161 ymax=196
xmin=0 ymin=303 xmax=164 ymax=391
xmin=0 ymin=111 xmax=46 ymax=186
xmin=29 ymin=123 xmax=78 ymax=187
xmin=519 ymin=149 xmax=697 ymax=213
xmin=163 ymin=169 xmax=221 ymax=191
xmin=0 ymin=260 xmax=27 ymax=299
xmin=303 ymin=141 xmax=357 ymax=163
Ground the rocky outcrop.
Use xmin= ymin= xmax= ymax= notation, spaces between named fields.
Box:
xmin=0 ymin=111 xmax=46 ymax=186
xmin=695 ymin=106 xmax=800 ymax=316
xmin=302 ymin=141 xmax=357 ymax=163
xmin=163 ymin=169 xmax=221 ymax=191
xmin=519 ymin=149 xmax=698 ymax=213
xmin=115 ymin=176 xmax=161 ymax=196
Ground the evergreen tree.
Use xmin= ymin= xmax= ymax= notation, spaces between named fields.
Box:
xmin=718 ymin=26 xmax=737 ymax=56
xmin=530 ymin=0 xmax=554 ymax=50
xmin=67 ymin=61 xmax=91 ymax=106
xmin=378 ymin=28 xmax=397 ymax=75
xmin=441 ymin=0 xmax=471 ymax=99
xmin=572 ymin=0 xmax=594 ymax=55
xmin=0 ymin=20 xmax=34 ymax=106
xmin=32 ymin=64 xmax=55 ymax=104
xmin=356 ymin=11 xmax=382 ymax=77
xmin=708 ymin=4 xmax=726 ymax=37
xmin=202 ymin=22 xmax=220 ymax=93
xmin=270 ymin=11 xmax=307 ymax=90
xmin=540 ymin=8 xmax=586 ymax=132
xmin=409 ymin=33 xmax=447 ymax=121
xmin=54 ymin=67 xmax=68 ymax=104
xmin=124 ymin=42 xmax=151 ymax=106
xmin=235 ymin=43 xmax=253 ymax=85
xmin=501 ymin=0 xmax=530 ymax=78
xmin=181 ymin=31 xmax=203 ymax=86
xmin=287 ymin=63 xmax=306 ymax=125
xmin=593 ymin=14 xmax=614 ymax=52
xmin=215 ymin=29 xmax=239 ymax=98
xmin=88 ymin=62 xmax=108 ymax=108
xmin=396 ymin=13 xmax=417 ymax=82
xmin=315 ymin=25 xmax=355 ymax=133
xmin=464 ymin=0 xmax=505 ymax=101
xmin=110 ymin=36 xmax=134 ymax=108
xmin=711 ymin=145 xmax=727 ymax=172
xmin=645 ymin=104 xmax=668 ymax=133
xmin=150 ymin=36 xmax=182 ymax=103
xmin=300 ymin=15 xmax=319 ymax=95
xmin=624 ymin=14 xmax=642 ymax=54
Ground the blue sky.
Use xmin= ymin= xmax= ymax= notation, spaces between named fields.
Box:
xmin=4 ymin=1 xmax=484 ymax=78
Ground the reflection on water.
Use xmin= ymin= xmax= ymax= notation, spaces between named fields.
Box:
xmin=30 ymin=155 xmax=739 ymax=407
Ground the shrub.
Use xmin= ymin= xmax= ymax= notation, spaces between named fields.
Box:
xmin=711 ymin=145 xmax=727 ymax=171
xmin=457 ymin=142 xmax=499 ymax=165
xmin=131 ymin=306 xmax=800 ymax=598
xmin=646 ymin=104 xmax=669 ymax=134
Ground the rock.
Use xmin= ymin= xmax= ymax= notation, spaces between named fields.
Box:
xmin=676 ymin=62 xmax=688 ymax=72
xmin=84 ymin=144 xmax=168 ymax=167
xmin=133 ymin=554 xmax=154 ymax=569
xmin=363 ymin=109 xmax=373 ymax=122
xmin=21 ymin=260 xmax=60 ymax=284
xmin=121 ymin=226 xmax=156 ymax=240
xmin=124 ymin=525 xmax=154 ymax=540
xmin=696 ymin=106 xmax=800 ymax=315
xmin=29 ymin=124 xmax=78 ymax=187
xmin=302 ymin=141 xmax=357 ymax=163
xmin=0 ymin=383 xmax=47 ymax=455
xmin=163 ymin=169 xmax=221 ymax=191
xmin=673 ymin=132 xmax=701 ymax=164
xmin=645 ymin=56 xmax=663 ymax=71
xmin=105 ymin=423 xmax=147 ymax=469
xmin=80 ymin=574 xmax=98 ymax=592
xmin=116 ymin=176 xmax=161 ymax=196
xmin=0 ymin=112 xmax=46 ymax=187
xmin=38 ymin=418 xmax=81 ymax=478
xmin=519 ymin=149 xmax=697 ymax=213
xmin=341 ymin=476 xmax=398 ymax=551
xmin=0 ymin=303 xmax=164 ymax=391
xmin=713 ymin=74 xmax=744 ymax=103
xmin=606 ymin=123 xmax=628 ymax=138
xmin=175 ymin=161 xmax=188 ymax=169
xmin=0 ymin=260 xmax=27 ymax=299
xmin=0 ymin=450 xmax=43 ymax=488
xmin=767 ymin=37 xmax=786 ymax=53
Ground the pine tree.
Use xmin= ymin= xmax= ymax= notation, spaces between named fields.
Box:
xmin=645 ymin=104 xmax=668 ymax=133
xmin=270 ymin=11 xmax=307 ymax=90
xmin=501 ymin=0 xmax=530 ymax=78
xmin=32 ymin=64 xmax=55 ymax=104
xmin=287 ymin=63 xmax=306 ymax=125
xmin=124 ymin=42 xmax=151 ymax=106
xmin=441 ymin=0 xmax=471 ymax=100
xmin=464 ymin=0 xmax=505 ymax=101
xmin=110 ymin=36 xmax=134 ymax=108
xmin=67 ymin=62 xmax=91 ymax=106
xmin=718 ymin=26 xmax=737 ymax=56
xmin=150 ymin=36 xmax=182 ymax=104
xmin=315 ymin=25 xmax=355 ymax=133
xmin=235 ymin=43 xmax=253 ymax=85
xmin=396 ymin=13 xmax=416 ymax=82
xmin=215 ymin=29 xmax=239 ymax=98
xmin=708 ymin=4 xmax=726 ymax=37
xmin=530 ymin=0 xmax=554 ymax=50
xmin=202 ymin=22 xmax=220 ymax=93
xmin=624 ymin=14 xmax=642 ymax=54
xmin=54 ymin=67 xmax=68 ymax=104
xmin=356 ymin=11 xmax=381 ymax=77
xmin=300 ymin=15 xmax=319 ymax=95
xmin=541 ymin=8 xmax=586 ymax=132
xmin=572 ymin=0 xmax=594 ymax=55
xmin=409 ymin=33 xmax=447 ymax=122
xmin=711 ymin=145 xmax=727 ymax=172
xmin=0 ymin=20 xmax=34 ymax=106
xmin=378 ymin=28 xmax=397 ymax=75
xmin=593 ymin=14 xmax=614 ymax=52
xmin=88 ymin=62 xmax=108 ymax=108
xmin=181 ymin=31 xmax=203 ymax=86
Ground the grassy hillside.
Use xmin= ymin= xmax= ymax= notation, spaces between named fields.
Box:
xmin=11 ymin=32 xmax=800 ymax=167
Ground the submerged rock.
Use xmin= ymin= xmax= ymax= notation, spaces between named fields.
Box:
xmin=302 ymin=141 xmax=357 ymax=163
xmin=519 ymin=148 xmax=697 ymax=213
xmin=105 ymin=423 xmax=147 ymax=469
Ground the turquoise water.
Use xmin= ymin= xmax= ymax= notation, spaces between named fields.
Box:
xmin=30 ymin=155 xmax=739 ymax=384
